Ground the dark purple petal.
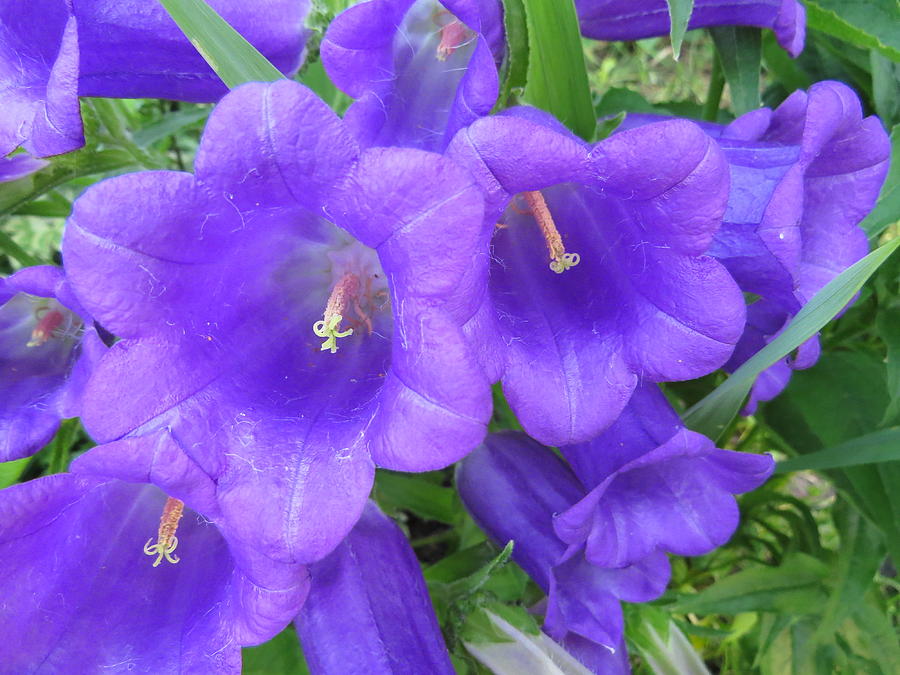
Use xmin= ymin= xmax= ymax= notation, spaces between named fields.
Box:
xmin=322 ymin=0 xmax=501 ymax=151
xmin=577 ymin=0 xmax=806 ymax=57
xmin=63 ymin=80 xmax=490 ymax=565
xmin=0 ymin=265 xmax=101 ymax=461
xmin=557 ymin=386 xmax=774 ymax=567
xmin=448 ymin=113 xmax=744 ymax=445
xmin=296 ymin=501 xmax=454 ymax=674
xmin=0 ymin=473 xmax=309 ymax=671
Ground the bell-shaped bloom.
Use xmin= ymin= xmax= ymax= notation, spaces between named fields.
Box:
xmin=620 ymin=82 xmax=892 ymax=409
xmin=576 ymin=0 xmax=805 ymax=57
xmin=322 ymin=0 xmax=503 ymax=151
xmin=0 ymin=438 xmax=310 ymax=672
xmin=0 ymin=265 xmax=105 ymax=461
xmin=0 ymin=0 xmax=309 ymax=158
xmin=446 ymin=107 xmax=746 ymax=446
xmin=62 ymin=79 xmax=491 ymax=567
xmin=458 ymin=388 xmax=773 ymax=660
xmin=554 ymin=385 xmax=774 ymax=567
xmin=296 ymin=501 xmax=454 ymax=674
xmin=457 ymin=430 xmax=670 ymax=659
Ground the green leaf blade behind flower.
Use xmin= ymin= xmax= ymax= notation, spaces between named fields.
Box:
xmin=157 ymin=0 xmax=284 ymax=89
xmin=666 ymin=0 xmax=696 ymax=59
xmin=520 ymin=0 xmax=596 ymax=140
xmin=684 ymin=237 xmax=900 ymax=441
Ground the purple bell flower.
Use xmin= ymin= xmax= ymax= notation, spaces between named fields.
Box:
xmin=322 ymin=0 xmax=503 ymax=151
xmin=62 ymin=79 xmax=491 ymax=566
xmin=457 ymin=429 xmax=670 ymax=661
xmin=458 ymin=386 xmax=773 ymax=661
xmin=0 ymin=439 xmax=310 ymax=672
xmin=708 ymin=82 xmax=891 ymax=410
xmin=619 ymin=82 xmax=892 ymax=409
xmin=296 ymin=501 xmax=454 ymax=674
xmin=0 ymin=265 xmax=105 ymax=461
xmin=576 ymin=0 xmax=806 ymax=57
xmin=446 ymin=107 xmax=746 ymax=446
xmin=0 ymin=0 xmax=309 ymax=158
xmin=554 ymin=385 xmax=774 ymax=566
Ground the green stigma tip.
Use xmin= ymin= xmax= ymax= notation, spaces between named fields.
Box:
xmin=313 ymin=314 xmax=354 ymax=353
xmin=143 ymin=536 xmax=180 ymax=567
xmin=550 ymin=252 xmax=581 ymax=274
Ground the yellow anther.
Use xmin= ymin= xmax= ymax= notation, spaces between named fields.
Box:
xmin=313 ymin=314 xmax=354 ymax=353
xmin=549 ymin=252 xmax=581 ymax=274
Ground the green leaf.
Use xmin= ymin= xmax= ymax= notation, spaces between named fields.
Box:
xmin=860 ymin=125 xmax=900 ymax=238
xmin=877 ymin=305 xmax=900 ymax=425
xmin=497 ymin=0 xmax=529 ymax=110
xmin=761 ymin=31 xmax=812 ymax=92
xmin=157 ymin=0 xmax=284 ymax=89
xmin=0 ymin=147 xmax=138 ymax=223
xmin=811 ymin=505 xmax=885 ymax=650
xmin=133 ymin=107 xmax=210 ymax=147
xmin=775 ymin=428 xmax=900 ymax=473
xmin=871 ymin=52 xmax=900 ymax=128
xmin=242 ymin=626 xmax=308 ymax=674
xmin=763 ymin=351 xmax=900 ymax=562
xmin=803 ymin=0 xmax=900 ymax=62
xmin=520 ymin=0 xmax=596 ymax=140
xmin=374 ymin=470 xmax=459 ymax=524
xmin=666 ymin=0 xmax=695 ymax=60
xmin=684 ymin=237 xmax=900 ymax=440
xmin=672 ymin=553 xmax=830 ymax=616
xmin=0 ymin=457 xmax=29 ymax=489
xmin=709 ymin=26 xmax=762 ymax=115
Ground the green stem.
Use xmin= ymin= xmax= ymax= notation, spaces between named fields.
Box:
xmin=702 ymin=55 xmax=725 ymax=122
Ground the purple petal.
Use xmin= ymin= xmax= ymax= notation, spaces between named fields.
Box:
xmin=76 ymin=0 xmax=309 ymax=102
xmin=0 ymin=154 xmax=49 ymax=182
xmin=0 ymin=266 xmax=100 ymax=461
xmin=0 ymin=0 xmax=82 ymax=157
xmin=557 ymin=386 xmax=774 ymax=567
xmin=296 ymin=501 xmax=454 ymax=674
xmin=577 ymin=0 xmax=806 ymax=57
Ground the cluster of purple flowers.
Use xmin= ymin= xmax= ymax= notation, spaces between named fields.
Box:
xmin=0 ymin=0 xmax=890 ymax=672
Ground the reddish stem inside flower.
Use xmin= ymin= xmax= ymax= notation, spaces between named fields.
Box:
xmin=27 ymin=308 xmax=65 ymax=347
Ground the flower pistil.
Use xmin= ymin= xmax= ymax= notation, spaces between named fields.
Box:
xmin=143 ymin=496 xmax=184 ymax=567
xmin=521 ymin=190 xmax=581 ymax=274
